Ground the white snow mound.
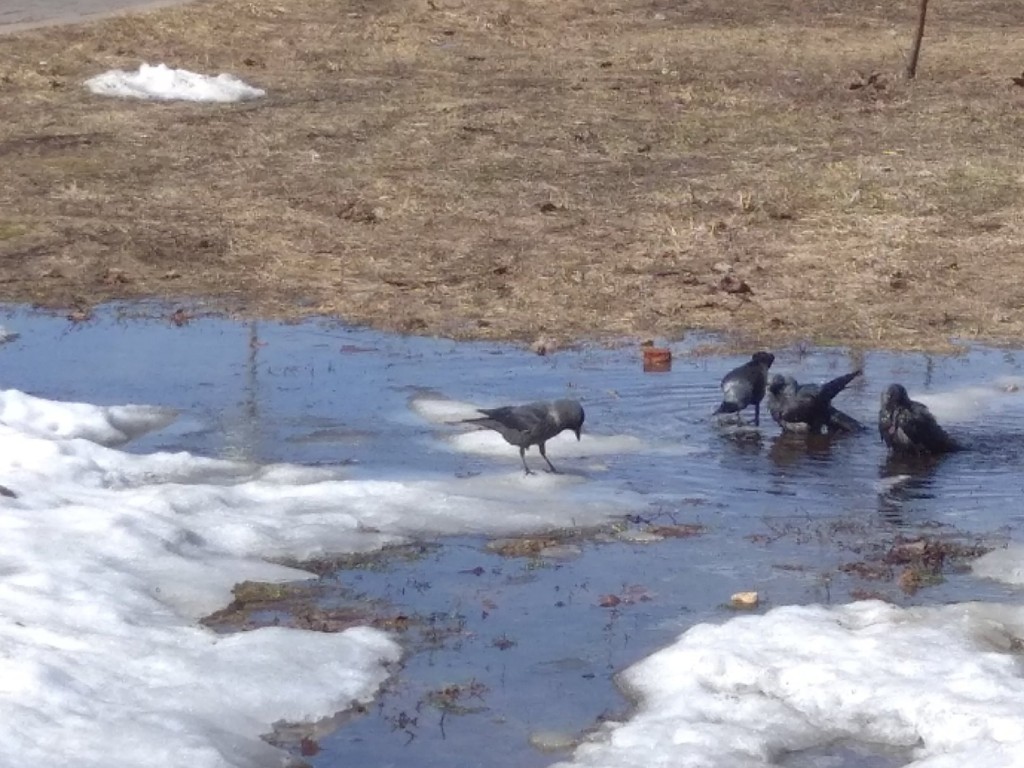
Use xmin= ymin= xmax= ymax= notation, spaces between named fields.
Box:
xmin=85 ymin=63 xmax=265 ymax=102
xmin=556 ymin=600 xmax=1024 ymax=768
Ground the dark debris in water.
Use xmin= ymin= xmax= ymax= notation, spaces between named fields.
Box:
xmin=748 ymin=515 xmax=999 ymax=599
xmin=202 ymin=574 xmax=476 ymax=655
xmin=486 ymin=518 xmax=708 ymax=559
xmin=201 ymin=578 xmax=411 ymax=635
xmin=265 ymin=702 xmax=371 ymax=768
xmin=424 ymin=680 xmax=490 ymax=715
xmin=275 ymin=543 xmax=439 ymax=577
xmin=598 ymin=584 xmax=655 ymax=609
xmin=486 ymin=534 xmax=575 ymax=558
xmin=888 ymin=535 xmax=993 ymax=595
xmin=839 ymin=531 xmax=996 ymax=596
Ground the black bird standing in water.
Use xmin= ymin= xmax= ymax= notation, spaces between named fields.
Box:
xmin=766 ymin=370 xmax=864 ymax=434
xmin=463 ymin=399 xmax=585 ymax=474
xmin=878 ymin=383 xmax=963 ymax=456
xmin=714 ymin=352 xmax=775 ymax=426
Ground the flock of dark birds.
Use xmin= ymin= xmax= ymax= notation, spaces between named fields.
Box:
xmin=714 ymin=351 xmax=963 ymax=456
xmin=462 ymin=351 xmax=962 ymax=475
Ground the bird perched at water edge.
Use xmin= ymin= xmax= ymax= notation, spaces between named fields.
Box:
xmin=878 ymin=383 xmax=963 ymax=455
xmin=766 ymin=369 xmax=864 ymax=434
xmin=463 ymin=399 xmax=585 ymax=474
xmin=714 ymin=351 xmax=775 ymax=426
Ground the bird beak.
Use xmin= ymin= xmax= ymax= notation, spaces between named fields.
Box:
xmin=575 ymin=428 xmax=582 ymax=441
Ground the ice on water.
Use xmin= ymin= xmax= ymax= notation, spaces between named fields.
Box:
xmin=974 ymin=545 xmax=1024 ymax=587
xmin=911 ymin=377 xmax=1024 ymax=423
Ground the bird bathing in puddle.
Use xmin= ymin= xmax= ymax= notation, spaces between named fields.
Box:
xmin=879 ymin=383 xmax=964 ymax=456
xmin=766 ymin=369 xmax=864 ymax=435
xmin=462 ymin=399 xmax=585 ymax=475
xmin=714 ymin=351 xmax=775 ymax=426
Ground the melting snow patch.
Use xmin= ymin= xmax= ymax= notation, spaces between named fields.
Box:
xmin=555 ymin=600 xmax=1024 ymax=768
xmin=0 ymin=388 xmax=176 ymax=445
xmin=85 ymin=63 xmax=266 ymax=102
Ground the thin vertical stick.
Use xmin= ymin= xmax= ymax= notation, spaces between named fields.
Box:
xmin=905 ymin=0 xmax=930 ymax=79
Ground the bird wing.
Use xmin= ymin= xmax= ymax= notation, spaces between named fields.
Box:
xmin=780 ymin=371 xmax=860 ymax=429
xmin=465 ymin=404 xmax=547 ymax=445
xmin=721 ymin=367 xmax=756 ymax=408
xmin=779 ymin=384 xmax=822 ymax=424
xmin=901 ymin=402 xmax=960 ymax=452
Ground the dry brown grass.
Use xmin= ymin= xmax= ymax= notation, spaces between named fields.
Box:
xmin=1 ymin=0 xmax=1023 ymax=350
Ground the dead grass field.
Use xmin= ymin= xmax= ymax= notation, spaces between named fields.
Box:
xmin=0 ymin=0 xmax=1022 ymax=350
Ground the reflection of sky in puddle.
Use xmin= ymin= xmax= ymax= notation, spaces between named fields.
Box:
xmin=4 ymin=304 xmax=1024 ymax=768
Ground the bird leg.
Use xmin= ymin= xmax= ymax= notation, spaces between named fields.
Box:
xmin=519 ymin=446 xmax=533 ymax=475
xmin=754 ymin=403 xmax=760 ymax=426
xmin=539 ymin=443 xmax=558 ymax=473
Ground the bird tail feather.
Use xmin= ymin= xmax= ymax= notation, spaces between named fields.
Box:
xmin=819 ymin=370 xmax=862 ymax=403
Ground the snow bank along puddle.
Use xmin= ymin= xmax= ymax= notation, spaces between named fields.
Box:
xmin=2 ymin=304 xmax=1024 ymax=768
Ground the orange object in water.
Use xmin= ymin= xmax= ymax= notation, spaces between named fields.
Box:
xmin=642 ymin=347 xmax=672 ymax=372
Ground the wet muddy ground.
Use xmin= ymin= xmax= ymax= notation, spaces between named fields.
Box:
xmin=4 ymin=304 xmax=1024 ymax=767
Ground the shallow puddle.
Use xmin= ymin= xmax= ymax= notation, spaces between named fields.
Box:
xmin=4 ymin=305 xmax=1024 ymax=767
